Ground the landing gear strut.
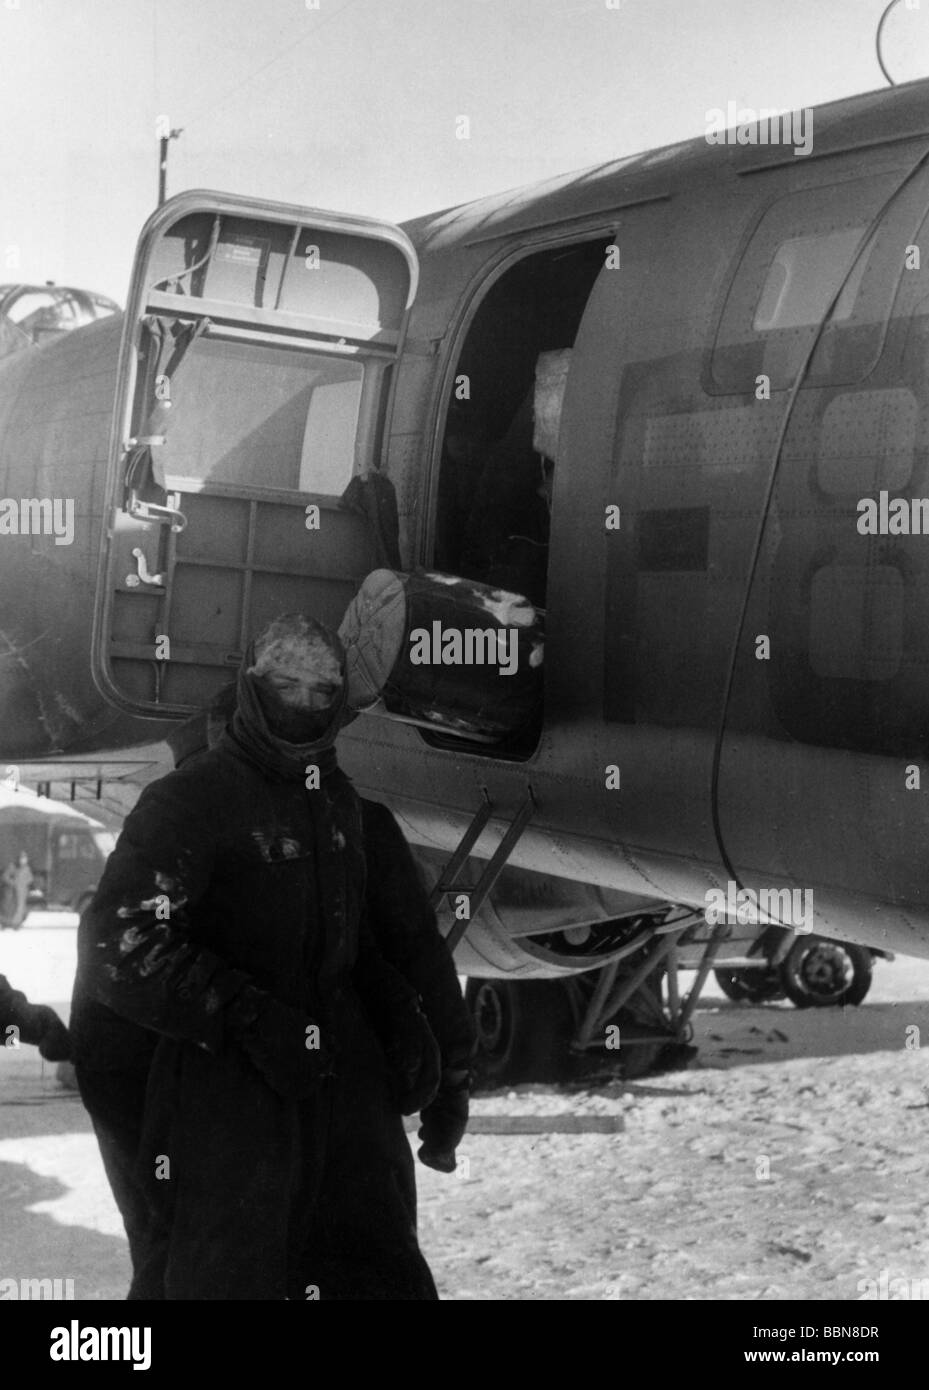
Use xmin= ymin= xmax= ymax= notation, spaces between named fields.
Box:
xmin=563 ymin=909 xmax=722 ymax=1080
xmin=466 ymin=909 xmax=724 ymax=1084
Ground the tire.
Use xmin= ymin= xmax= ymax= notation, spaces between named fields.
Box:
xmin=714 ymin=967 xmax=784 ymax=1004
xmin=604 ymin=1016 xmax=666 ymax=1080
xmin=465 ymin=978 xmax=574 ymax=1084
xmin=596 ymin=959 xmax=678 ymax=1080
xmin=780 ymin=935 xmax=873 ymax=1008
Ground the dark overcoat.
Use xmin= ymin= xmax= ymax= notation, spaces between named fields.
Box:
xmin=72 ymin=737 xmax=436 ymax=1300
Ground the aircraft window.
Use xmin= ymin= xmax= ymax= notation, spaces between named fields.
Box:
xmin=752 ymin=228 xmax=868 ymax=331
xmin=90 ymin=296 xmax=118 ymax=320
xmin=298 ymin=373 xmax=363 ymax=494
xmin=13 ymin=290 xmax=77 ymax=341
xmin=155 ymin=335 xmax=362 ymax=495
xmin=6 ymin=290 xmax=56 ymax=324
xmin=711 ymin=171 xmax=904 ymax=393
xmin=62 ymin=293 xmax=97 ymax=329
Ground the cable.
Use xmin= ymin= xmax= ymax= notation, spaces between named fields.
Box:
xmin=151 ymin=216 xmax=220 ymax=292
xmin=876 ymin=0 xmax=903 ymax=86
xmin=708 ymin=142 xmax=929 ymax=926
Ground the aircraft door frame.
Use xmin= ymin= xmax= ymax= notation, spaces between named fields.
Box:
xmin=91 ymin=190 xmax=419 ymax=720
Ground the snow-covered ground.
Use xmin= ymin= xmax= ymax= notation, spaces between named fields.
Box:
xmin=2 ymin=917 xmax=929 ymax=1300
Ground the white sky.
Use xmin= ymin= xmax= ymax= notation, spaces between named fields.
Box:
xmin=0 ymin=0 xmax=927 ymax=303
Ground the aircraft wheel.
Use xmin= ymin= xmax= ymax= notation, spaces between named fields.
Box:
xmin=780 ymin=935 xmax=873 ymax=1008
xmin=714 ymin=967 xmax=784 ymax=1004
xmin=595 ymin=959 xmax=677 ymax=1079
xmin=605 ymin=1016 xmax=666 ymax=1080
xmin=465 ymin=978 xmax=573 ymax=1084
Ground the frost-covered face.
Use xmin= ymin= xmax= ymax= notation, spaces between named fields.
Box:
xmin=247 ymin=617 xmax=344 ymax=741
xmin=257 ymin=653 xmax=343 ymax=712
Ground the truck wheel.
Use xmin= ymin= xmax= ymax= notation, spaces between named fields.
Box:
xmin=714 ymin=967 xmax=784 ymax=1004
xmin=780 ymin=935 xmax=873 ymax=1008
xmin=464 ymin=978 xmax=573 ymax=1084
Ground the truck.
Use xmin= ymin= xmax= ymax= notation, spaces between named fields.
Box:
xmin=0 ymin=784 xmax=115 ymax=922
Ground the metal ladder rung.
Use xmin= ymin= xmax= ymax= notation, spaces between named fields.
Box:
xmin=427 ymin=790 xmax=494 ymax=903
xmin=430 ymin=788 xmax=536 ymax=953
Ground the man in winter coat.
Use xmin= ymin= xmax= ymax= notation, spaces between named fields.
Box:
xmin=71 ymin=613 xmax=469 ymax=1300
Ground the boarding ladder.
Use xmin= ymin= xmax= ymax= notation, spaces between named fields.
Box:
xmin=428 ymin=787 xmax=537 ymax=953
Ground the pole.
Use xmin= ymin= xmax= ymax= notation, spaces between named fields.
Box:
xmin=158 ymin=135 xmax=168 ymax=206
xmin=157 ymin=128 xmax=184 ymax=207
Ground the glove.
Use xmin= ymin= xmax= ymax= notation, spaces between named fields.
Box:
xmin=225 ymin=985 xmax=332 ymax=1101
xmin=418 ymin=1067 xmax=471 ymax=1173
xmin=15 ymin=1004 xmax=72 ymax=1061
xmin=381 ymin=998 xmax=442 ymax=1116
xmin=37 ymin=1011 xmax=72 ymax=1062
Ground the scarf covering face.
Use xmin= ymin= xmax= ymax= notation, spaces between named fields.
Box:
xmin=222 ymin=638 xmax=351 ymax=782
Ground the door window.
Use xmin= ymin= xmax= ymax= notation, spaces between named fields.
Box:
xmin=155 ymin=337 xmax=363 ymax=494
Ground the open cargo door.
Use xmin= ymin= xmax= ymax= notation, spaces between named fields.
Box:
xmin=92 ymin=190 xmax=418 ymax=717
